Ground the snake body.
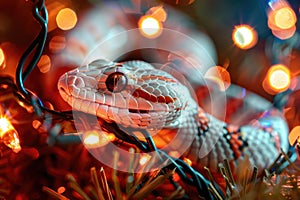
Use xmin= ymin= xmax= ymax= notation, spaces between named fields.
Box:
xmin=58 ymin=59 xmax=289 ymax=174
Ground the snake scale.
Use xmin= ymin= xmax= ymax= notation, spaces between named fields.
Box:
xmin=58 ymin=59 xmax=289 ymax=174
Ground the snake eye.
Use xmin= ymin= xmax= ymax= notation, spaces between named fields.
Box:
xmin=105 ymin=72 xmax=128 ymax=93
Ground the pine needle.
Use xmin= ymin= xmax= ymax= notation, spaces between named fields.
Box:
xmin=131 ymin=169 xmax=174 ymax=199
xmin=112 ymin=151 xmax=123 ymax=200
xmin=99 ymin=167 xmax=113 ymax=200
xmin=42 ymin=186 xmax=70 ymax=200
xmin=90 ymin=167 xmax=105 ymax=200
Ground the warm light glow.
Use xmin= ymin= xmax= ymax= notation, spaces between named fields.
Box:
xmin=32 ymin=120 xmax=42 ymax=130
xmin=138 ymin=15 xmax=162 ymax=38
xmin=289 ymin=126 xmax=300 ymax=146
xmin=57 ymin=186 xmax=66 ymax=194
xmin=205 ymin=66 xmax=231 ymax=91
xmin=83 ymin=130 xmax=109 ymax=148
xmin=267 ymin=1 xmax=297 ymax=39
xmin=56 ymin=8 xmax=77 ymax=31
xmin=267 ymin=64 xmax=291 ymax=92
xmin=232 ymin=25 xmax=257 ymax=49
xmin=0 ymin=117 xmax=12 ymax=134
xmin=168 ymin=151 xmax=180 ymax=158
xmin=0 ymin=47 xmax=5 ymax=67
xmin=271 ymin=25 xmax=296 ymax=40
xmin=274 ymin=7 xmax=297 ymax=29
xmin=139 ymin=155 xmax=150 ymax=166
xmin=107 ymin=133 xmax=116 ymax=141
xmin=49 ymin=35 xmax=66 ymax=53
xmin=37 ymin=55 xmax=51 ymax=73
xmin=0 ymin=117 xmax=21 ymax=153
xmin=183 ymin=157 xmax=192 ymax=166
xmin=146 ymin=6 xmax=167 ymax=22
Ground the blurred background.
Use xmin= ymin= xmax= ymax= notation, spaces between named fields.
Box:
xmin=0 ymin=1 xmax=300 ymax=199
xmin=0 ymin=0 xmax=299 ymax=134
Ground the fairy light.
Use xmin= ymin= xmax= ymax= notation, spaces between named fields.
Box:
xmin=0 ymin=117 xmax=21 ymax=153
xmin=146 ymin=6 xmax=167 ymax=22
xmin=232 ymin=25 xmax=257 ymax=49
xmin=56 ymin=8 xmax=77 ymax=30
xmin=0 ymin=47 xmax=5 ymax=67
xmin=205 ymin=66 xmax=231 ymax=91
xmin=183 ymin=157 xmax=192 ymax=166
xmin=37 ymin=55 xmax=51 ymax=73
xmin=267 ymin=64 xmax=291 ymax=92
xmin=273 ymin=7 xmax=296 ymax=29
xmin=271 ymin=25 xmax=296 ymax=40
xmin=138 ymin=15 xmax=162 ymax=38
xmin=83 ymin=130 xmax=109 ymax=148
xmin=49 ymin=35 xmax=66 ymax=53
xmin=57 ymin=186 xmax=66 ymax=194
xmin=289 ymin=126 xmax=300 ymax=146
xmin=139 ymin=155 xmax=150 ymax=166
xmin=268 ymin=5 xmax=297 ymax=30
xmin=267 ymin=0 xmax=297 ymax=39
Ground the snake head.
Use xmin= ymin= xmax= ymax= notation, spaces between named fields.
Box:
xmin=58 ymin=59 xmax=193 ymax=129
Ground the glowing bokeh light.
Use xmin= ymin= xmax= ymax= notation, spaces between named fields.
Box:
xmin=266 ymin=64 xmax=291 ymax=93
xmin=49 ymin=35 xmax=66 ymax=53
xmin=267 ymin=1 xmax=297 ymax=39
xmin=146 ymin=6 xmax=167 ymax=22
xmin=138 ymin=15 xmax=162 ymax=38
xmin=139 ymin=155 xmax=150 ymax=166
xmin=232 ymin=25 xmax=257 ymax=49
xmin=0 ymin=117 xmax=12 ymax=134
xmin=205 ymin=66 xmax=231 ymax=91
xmin=289 ymin=126 xmax=300 ymax=146
xmin=83 ymin=130 xmax=109 ymax=148
xmin=274 ymin=7 xmax=297 ymax=29
xmin=271 ymin=25 xmax=296 ymax=40
xmin=37 ymin=55 xmax=51 ymax=73
xmin=183 ymin=157 xmax=192 ymax=166
xmin=56 ymin=8 xmax=77 ymax=30
xmin=0 ymin=117 xmax=21 ymax=153
xmin=0 ymin=47 xmax=5 ymax=67
xmin=57 ymin=186 xmax=66 ymax=194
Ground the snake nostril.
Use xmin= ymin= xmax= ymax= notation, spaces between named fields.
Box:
xmin=59 ymin=86 xmax=69 ymax=96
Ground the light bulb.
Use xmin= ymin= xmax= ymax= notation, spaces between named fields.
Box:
xmin=83 ymin=130 xmax=110 ymax=148
xmin=0 ymin=117 xmax=21 ymax=153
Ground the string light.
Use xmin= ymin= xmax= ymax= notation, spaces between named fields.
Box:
xmin=37 ymin=55 xmax=51 ymax=73
xmin=204 ymin=66 xmax=231 ymax=91
xmin=56 ymin=8 xmax=77 ymax=31
xmin=271 ymin=25 xmax=296 ymax=40
xmin=267 ymin=0 xmax=297 ymax=39
xmin=0 ymin=116 xmax=21 ymax=153
xmin=57 ymin=186 xmax=66 ymax=194
xmin=139 ymin=155 xmax=151 ymax=166
xmin=49 ymin=35 xmax=66 ymax=53
xmin=289 ymin=126 xmax=300 ymax=146
xmin=263 ymin=64 xmax=291 ymax=94
xmin=232 ymin=25 xmax=257 ymax=49
xmin=267 ymin=64 xmax=290 ymax=92
xmin=146 ymin=6 xmax=167 ymax=22
xmin=138 ymin=15 xmax=163 ymax=38
xmin=83 ymin=130 xmax=109 ymax=148
xmin=0 ymin=47 xmax=5 ymax=68
xmin=183 ymin=157 xmax=192 ymax=166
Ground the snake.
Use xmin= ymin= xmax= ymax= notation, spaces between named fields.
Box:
xmin=57 ymin=59 xmax=289 ymax=174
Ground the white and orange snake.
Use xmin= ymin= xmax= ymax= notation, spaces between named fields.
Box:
xmin=57 ymin=59 xmax=289 ymax=174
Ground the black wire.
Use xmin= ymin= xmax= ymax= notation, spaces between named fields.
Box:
xmin=16 ymin=2 xmax=47 ymax=100
xmin=23 ymin=6 xmax=48 ymax=81
xmin=101 ymin=119 xmax=224 ymax=199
